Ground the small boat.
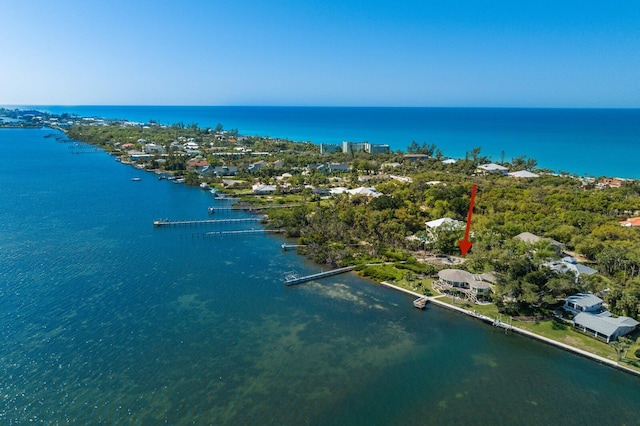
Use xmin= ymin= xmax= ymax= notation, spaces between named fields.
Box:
xmin=208 ymin=207 xmax=215 ymax=214
xmin=131 ymin=177 xmax=141 ymax=181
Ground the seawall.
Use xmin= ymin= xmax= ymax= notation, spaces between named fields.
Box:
xmin=379 ymin=281 xmax=640 ymax=378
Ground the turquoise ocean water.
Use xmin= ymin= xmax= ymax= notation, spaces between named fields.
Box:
xmin=29 ymin=106 xmax=640 ymax=179
xmin=1 ymin=110 xmax=640 ymax=424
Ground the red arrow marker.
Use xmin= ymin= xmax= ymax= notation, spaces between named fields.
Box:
xmin=458 ymin=183 xmax=477 ymax=256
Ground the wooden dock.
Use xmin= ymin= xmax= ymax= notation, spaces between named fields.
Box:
xmin=413 ymin=296 xmax=429 ymax=309
xmin=204 ymin=229 xmax=284 ymax=236
xmin=284 ymin=266 xmax=356 ymax=286
xmin=281 ymin=243 xmax=306 ymax=251
xmin=153 ymin=218 xmax=263 ymax=227
xmin=207 ymin=203 xmax=305 ymax=214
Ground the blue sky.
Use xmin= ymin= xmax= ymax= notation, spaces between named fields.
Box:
xmin=1 ymin=0 xmax=638 ymax=107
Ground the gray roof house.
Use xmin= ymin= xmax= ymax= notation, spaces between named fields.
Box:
xmin=573 ymin=312 xmax=639 ymax=343
xmin=563 ymin=293 xmax=604 ymax=315
xmin=514 ymin=232 xmax=564 ymax=253
xmin=437 ymin=269 xmax=492 ymax=300
xmin=545 ymin=257 xmax=598 ymax=277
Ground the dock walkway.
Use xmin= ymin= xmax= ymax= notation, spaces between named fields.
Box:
xmin=208 ymin=203 xmax=304 ymax=214
xmin=284 ymin=266 xmax=356 ymax=286
xmin=154 ymin=218 xmax=263 ymax=227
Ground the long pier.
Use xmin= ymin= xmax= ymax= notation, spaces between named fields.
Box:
xmin=281 ymin=243 xmax=307 ymax=251
xmin=153 ymin=218 xmax=263 ymax=227
xmin=204 ymin=229 xmax=284 ymax=236
xmin=208 ymin=203 xmax=304 ymax=214
xmin=284 ymin=266 xmax=355 ymax=286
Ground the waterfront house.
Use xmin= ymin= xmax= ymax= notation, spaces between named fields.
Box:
xmin=128 ymin=151 xmax=152 ymax=161
xmin=437 ymin=269 xmax=492 ymax=302
xmin=573 ymin=312 xmax=639 ymax=343
xmin=186 ymin=159 xmax=209 ymax=173
xmin=563 ymin=293 xmax=604 ymax=315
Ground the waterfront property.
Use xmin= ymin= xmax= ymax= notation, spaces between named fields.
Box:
xmin=564 ymin=293 xmax=639 ymax=342
xmin=563 ymin=293 xmax=605 ymax=315
xmin=573 ymin=312 xmax=639 ymax=343
xmin=434 ymin=269 xmax=493 ymax=303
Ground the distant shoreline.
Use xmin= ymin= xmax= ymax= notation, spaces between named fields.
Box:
xmin=4 ymin=105 xmax=640 ymax=179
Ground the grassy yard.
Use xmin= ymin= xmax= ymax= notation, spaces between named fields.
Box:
xmin=513 ymin=318 xmax=617 ymax=359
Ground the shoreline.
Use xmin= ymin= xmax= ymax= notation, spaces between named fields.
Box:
xmin=379 ymin=280 xmax=640 ymax=378
xmin=4 ymin=112 xmax=640 ymax=377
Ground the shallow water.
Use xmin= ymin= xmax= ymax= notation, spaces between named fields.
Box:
xmin=0 ymin=128 xmax=639 ymax=425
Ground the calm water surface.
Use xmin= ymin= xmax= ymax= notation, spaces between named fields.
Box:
xmin=1 ymin=128 xmax=639 ymax=425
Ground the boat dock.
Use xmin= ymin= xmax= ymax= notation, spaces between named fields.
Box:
xmin=153 ymin=218 xmax=263 ymax=227
xmin=413 ymin=296 xmax=429 ymax=309
xmin=284 ymin=266 xmax=356 ymax=286
xmin=281 ymin=243 xmax=306 ymax=251
xmin=207 ymin=203 xmax=305 ymax=214
xmin=204 ymin=229 xmax=284 ymax=236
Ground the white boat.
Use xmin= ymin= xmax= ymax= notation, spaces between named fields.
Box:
xmin=131 ymin=177 xmax=141 ymax=181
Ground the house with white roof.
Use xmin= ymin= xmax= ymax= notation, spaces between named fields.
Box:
xmin=252 ymin=183 xmax=277 ymax=194
xmin=508 ymin=170 xmax=539 ymax=178
xmin=476 ymin=163 xmax=509 ymax=175
xmin=328 ymin=187 xmax=381 ymax=197
xmin=347 ymin=187 xmax=381 ymax=197
xmin=426 ymin=217 xmax=464 ymax=231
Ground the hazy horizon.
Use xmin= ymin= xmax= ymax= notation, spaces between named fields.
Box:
xmin=2 ymin=1 xmax=639 ymax=108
